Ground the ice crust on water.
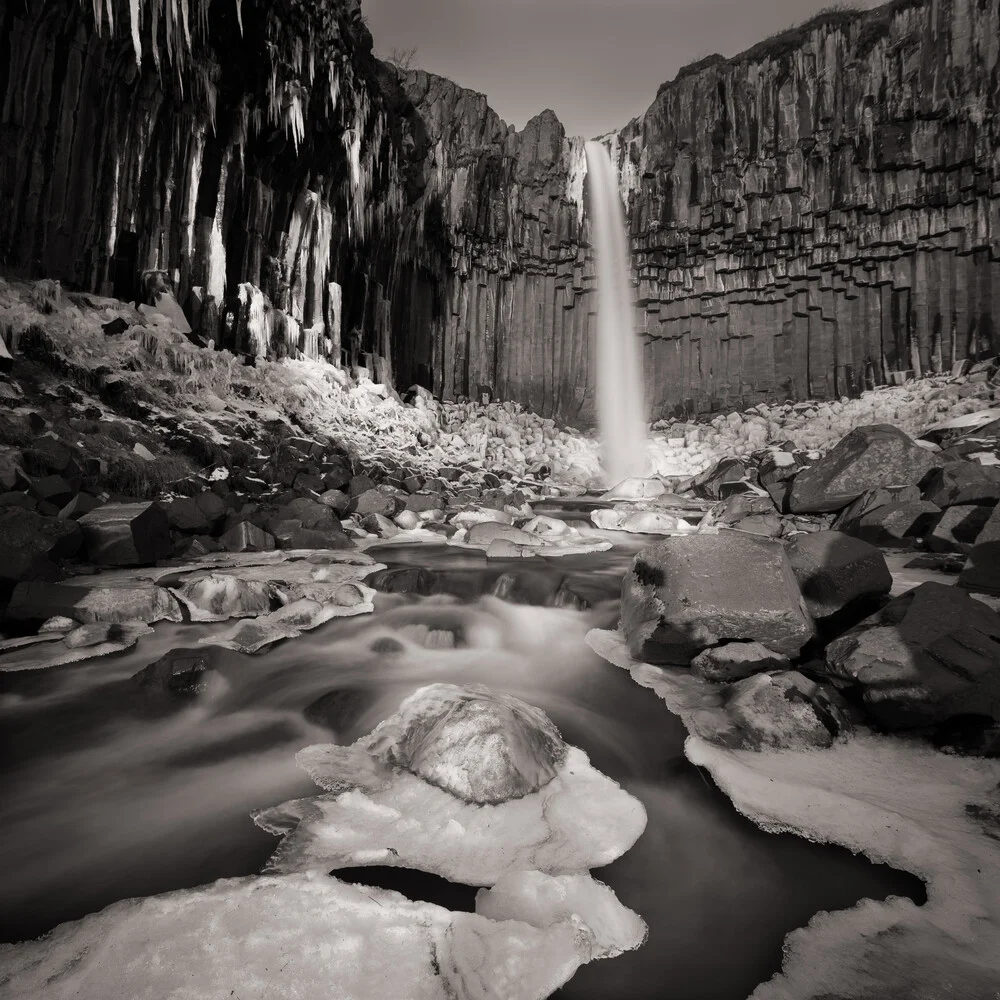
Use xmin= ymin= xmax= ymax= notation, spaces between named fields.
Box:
xmin=0 ymin=682 xmax=648 ymax=1000
xmin=0 ymin=870 xmax=644 ymax=1000
xmin=587 ymin=627 xmax=1000 ymax=1000
xmin=255 ymin=684 xmax=647 ymax=884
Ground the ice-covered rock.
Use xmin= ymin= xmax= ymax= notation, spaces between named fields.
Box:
xmin=253 ymin=684 xmax=647 ymax=884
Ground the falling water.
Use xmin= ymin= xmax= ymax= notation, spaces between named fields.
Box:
xmin=585 ymin=140 xmax=648 ymax=486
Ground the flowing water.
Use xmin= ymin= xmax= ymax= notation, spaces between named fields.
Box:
xmin=585 ymin=140 xmax=649 ymax=486
xmin=0 ymin=542 xmax=924 ymax=1000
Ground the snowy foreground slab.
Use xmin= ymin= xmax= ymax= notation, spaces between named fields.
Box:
xmin=588 ymin=628 xmax=1000 ymax=1000
xmin=0 ymin=683 xmax=647 ymax=1000
xmin=0 ymin=870 xmax=644 ymax=1000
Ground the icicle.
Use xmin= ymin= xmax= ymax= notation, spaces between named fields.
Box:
xmin=180 ymin=0 xmax=191 ymax=54
xmin=150 ymin=0 xmax=161 ymax=73
xmin=165 ymin=0 xmax=175 ymax=66
xmin=129 ymin=0 xmax=142 ymax=66
xmin=104 ymin=0 xmax=114 ymax=36
xmin=91 ymin=0 xmax=103 ymax=35
xmin=235 ymin=0 xmax=243 ymax=35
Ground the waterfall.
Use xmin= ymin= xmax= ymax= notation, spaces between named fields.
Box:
xmin=585 ymin=140 xmax=648 ymax=486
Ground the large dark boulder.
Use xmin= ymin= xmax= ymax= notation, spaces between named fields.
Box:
xmin=786 ymin=530 xmax=892 ymax=623
xmin=958 ymin=505 xmax=1000 ymax=596
xmin=822 ymin=582 xmax=1000 ymax=729
xmin=789 ymin=425 xmax=940 ymax=513
xmin=77 ymin=502 xmax=172 ymax=566
xmin=0 ymin=507 xmax=82 ymax=584
xmin=688 ymin=457 xmax=750 ymax=501
xmin=926 ymin=505 xmax=993 ymax=554
xmin=620 ymin=532 xmax=815 ymax=665
xmin=836 ymin=493 xmax=941 ymax=548
xmin=921 ymin=461 xmax=1000 ymax=508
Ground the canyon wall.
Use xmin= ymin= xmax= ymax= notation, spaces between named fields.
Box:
xmin=2 ymin=0 xmax=999 ymax=425
xmin=0 ymin=0 xmax=413 ymax=363
xmin=392 ymin=0 xmax=1000 ymax=423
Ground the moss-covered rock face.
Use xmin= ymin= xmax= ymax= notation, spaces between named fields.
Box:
xmin=367 ymin=683 xmax=567 ymax=804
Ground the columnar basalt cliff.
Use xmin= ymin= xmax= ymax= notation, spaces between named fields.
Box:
xmin=2 ymin=0 xmax=999 ymax=426
xmin=0 ymin=0 xmax=411 ymax=363
xmin=391 ymin=0 xmax=1000 ymax=423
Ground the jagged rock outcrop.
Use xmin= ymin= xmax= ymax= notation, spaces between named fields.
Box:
xmin=2 ymin=0 xmax=998 ymax=424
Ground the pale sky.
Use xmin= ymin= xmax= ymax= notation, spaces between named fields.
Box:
xmin=362 ymin=0 xmax=887 ymax=138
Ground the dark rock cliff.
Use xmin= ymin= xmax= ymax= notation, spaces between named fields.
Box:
xmin=392 ymin=0 xmax=1000 ymax=423
xmin=2 ymin=0 xmax=999 ymax=425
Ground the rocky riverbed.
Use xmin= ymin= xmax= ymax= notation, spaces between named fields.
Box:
xmin=2 ymin=276 xmax=1000 ymax=999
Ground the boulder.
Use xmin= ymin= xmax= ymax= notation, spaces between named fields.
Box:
xmin=404 ymin=492 xmax=445 ymax=513
xmin=165 ymin=497 xmax=213 ymax=534
xmin=6 ymin=581 xmax=183 ymax=625
xmin=133 ymin=646 xmax=225 ymax=696
xmin=920 ymin=461 xmax=1000 ymax=508
xmin=270 ymin=498 xmax=339 ymax=531
xmin=689 ymin=458 xmax=749 ymax=501
xmin=823 ymin=582 xmax=1000 ymax=728
xmin=218 ymin=521 xmax=276 ymax=553
xmin=349 ymin=489 xmax=398 ymax=517
xmin=273 ymin=522 xmax=354 ymax=550
xmin=318 ymin=489 xmax=350 ymax=514
xmin=360 ymin=513 xmax=399 ymax=538
xmin=78 ymin=502 xmax=172 ymax=566
xmin=786 ymin=531 xmax=892 ymax=622
xmin=620 ymin=533 xmax=814 ymax=665
xmin=957 ymin=505 xmax=1000 ymax=595
xmin=29 ymin=474 xmax=75 ymax=508
xmin=789 ymin=425 xmax=940 ymax=513
xmin=843 ymin=498 xmax=941 ymax=547
xmin=724 ymin=670 xmax=854 ymax=750
xmin=926 ymin=505 xmax=993 ymax=554
xmin=467 ymin=522 xmax=544 ymax=548
xmin=690 ymin=641 xmax=790 ymax=682
xmin=0 ymin=507 xmax=82 ymax=584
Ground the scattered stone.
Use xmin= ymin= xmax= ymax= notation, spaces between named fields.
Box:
xmin=6 ymin=581 xmax=183 ymax=625
xmin=393 ymin=510 xmax=421 ymax=530
xmin=823 ymin=582 xmax=1000 ymax=728
xmin=689 ymin=458 xmax=749 ymax=501
xmin=690 ymin=641 xmax=790 ymax=682
xmin=724 ymin=670 xmax=854 ymax=750
xmin=317 ymin=489 xmax=350 ymax=514
xmin=789 ymin=425 xmax=940 ymax=513
xmin=78 ymin=502 xmax=172 ymax=566
xmin=218 ymin=520 xmax=276 ymax=553
xmin=349 ymin=489 xmax=398 ymax=517
xmin=926 ymin=505 xmax=993 ymax=553
xmin=360 ymin=513 xmax=399 ymax=538
xmin=921 ymin=462 xmax=1000 ymax=508
xmin=786 ymin=531 xmax=892 ymax=622
xmin=957 ymin=504 xmax=1000 ymax=595
xmin=620 ymin=533 xmax=814 ymax=665
xmin=133 ymin=646 xmax=225 ymax=696
xmin=467 ymin=522 xmax=544 ymax=548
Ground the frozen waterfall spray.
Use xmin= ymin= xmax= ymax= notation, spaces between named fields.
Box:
xmin=585 ymin=140 xmax=648 ymax=485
